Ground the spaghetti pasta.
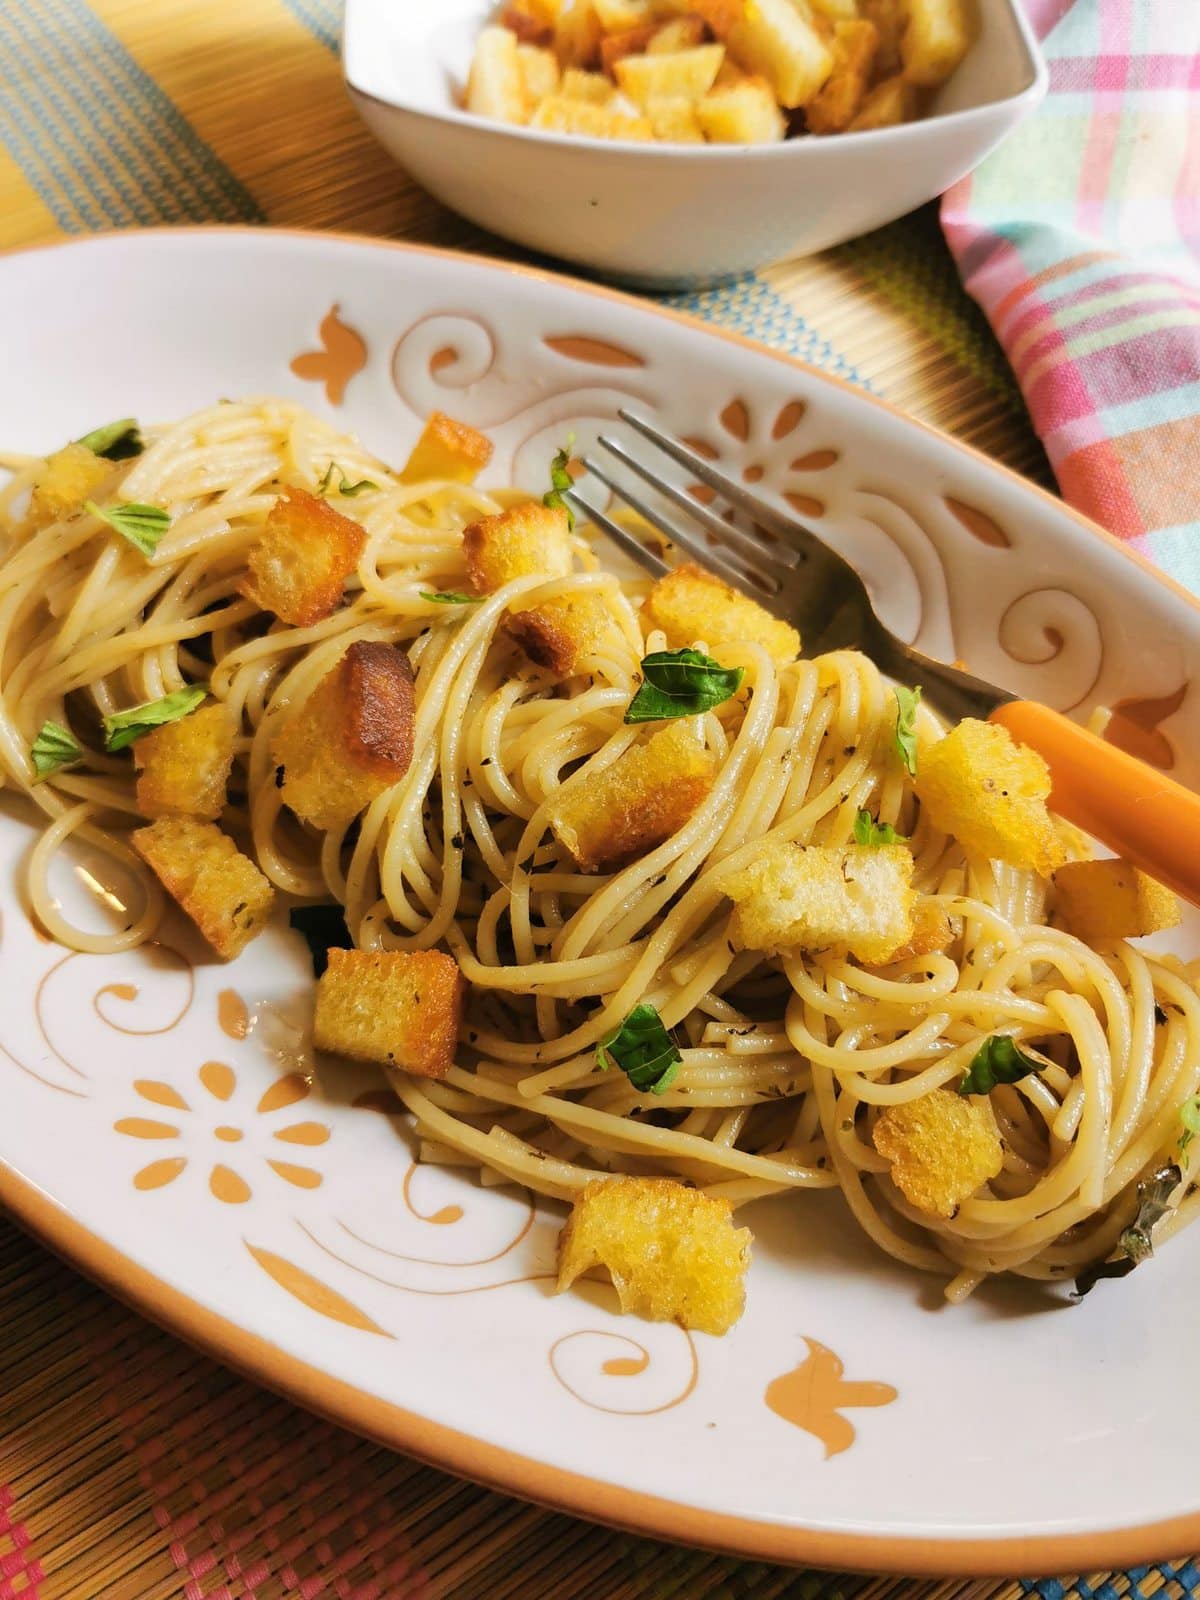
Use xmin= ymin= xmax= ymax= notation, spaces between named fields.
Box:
xmin=3 ymin=397 xmax=1198 ymax=1309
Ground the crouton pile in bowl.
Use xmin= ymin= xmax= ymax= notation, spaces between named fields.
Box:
xmin=343 ymin=0 xmax=1047 ymax=283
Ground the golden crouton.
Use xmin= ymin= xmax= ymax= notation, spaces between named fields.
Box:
xmin=313 ymin=948 xmax=466 ymax=1079
xmin=133 ymin=703 xmax=236 ymax=821
xmin=546 ymin=722 xmax=716 ymax=871
xmin=901 ymin=0 xmax=969 ymax=87
xmin=647 ymin=15 xmax=709 ymax=53
xmin=26 ymin=443 xmax=112 ymax=530
xmin=804 ymin=17 xmax=877 ymax=133
xmin=915 ymin=719 xmax=1065 ymax=878
xmin=671 ymin=0 xmax=740 ymax=38
xmin=503 ymin=1 xmax=554 ymax=44
xmin=399 ymin=411 xmax=494 ymax=486
xmin=599 ymin=21 xmax=658 ymax=72
xmin=557 ymin=1176 xmax=751 ymax=1335
xmin=240 ymin=488 xmax=365 ymax=628
xmin=462 ymin=501 xmax=573 ymax=593
xmin=878 ymin=897 xmax=954 ymax=965
xmin=274 ymin=642 xmax=415 ymax=832
xmin=696 ymin=74 xmax=785 ymax=141
xmin=516 ymin=41 xmax=561 ymax=100
xmin=612 ymin=43 xmax=726 ymax=106
xmin=719 ymin=841 xmax=915 ymax=964
xmin=1054 ymin=859 xmax=1181 ymax=943
xmin=559 ymin=67 xmax=616 ymax=102
xmin=591 ymin=0 xmax=651 ymax=29
xmin=506 ymin=593 xmax=624 ymax=676
xmin=873 ymin=1089 xmax=1003 ymax=1218
xmin=132 ymin=816 xmax=274 ymax=961
xmin=848 ymin=73 xmax=917 ymax=130
xmin=641 ymin=563 xmax=799 ymax=665
xmin=725 ymin=0 xmax=833 ymax=108
xmin=466 ymin=25 xmax=529 ymax=123
xmin=554 ymin=0 xmax=604 ymax=68
xmin=646 ymin=95 xmax=705 ymax=142
xmin=530 ymin=96 xmax=653 ymax=137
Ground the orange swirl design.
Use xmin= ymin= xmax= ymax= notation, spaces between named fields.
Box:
xmin=548 ymin=1327 xmax=698 ymax=1416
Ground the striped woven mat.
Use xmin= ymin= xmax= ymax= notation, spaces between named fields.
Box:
xmin=0 ymin=2 xmax=1197 ymax=1597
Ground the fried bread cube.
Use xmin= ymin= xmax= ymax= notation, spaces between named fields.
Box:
xmin=659 ymin=0 xmax=740 ymax=38
xmin=314 ymin=948 xmax=466 ymax=1079
xmin=901 ymin=0 xmax=969 ymax=86
xmin=240 ymin=488 xmax=365 ymax=627
xmin=530 ymin=96 xmax=653 ymax=136
xmin=274 ymin=641 xmax=415 ymax=832
xmin=720 ymin=841 xmax=915 ymax=963
xmin=400 ymin=412 xmax=495 ymax=487
xmin=859 ymin=0 xmax=904 ymax=73
xmin=915 ymin=719 xmax=1065 ymax=877
xmin=641 ymin=563 xmax=799 ymax=664
xmin=599 ymin=22 xmax=659 ymax=72
xmin=133 ymin=703 xmax=236 ymax=821
xmin=725 ymin=0 xmax=832 ymax=109
xmin=804 ymin=17 xmax=878 ymax=132
xmin=696 ymin=75 xmax=785 ymax=141
xmin=27 ymin=443 xmax=112 ymax=530
xmin=557 ymin=1176 xmax=751 ymax=1334
xmin=554 ymin=0 xmax=604 ymax=67
xmin=1054 ymin=859 xmax=1181 ymax=943
xmin=132 ymin=816 xmax=274 ymax=961
xmin=516 ymin=41 xmax=561 ymax=98
xmin=873 ymin=1089 xmax=1003 ymax=1218
xmin=591 ymin=0 xmax=652 ymax=28
xmin=647 ymin=15 xmax=709 ymax=53
xmin=506 ymin=592 xmax=624 ymax=675
xmin=466 ymin=26 xmax=529 ymax=123
xmin=503 ymin=0 xmax=554 ymax=44
xmin=547 ymin=722 xmax=716 ymax=871
xmin=613 ymin=43 xmax=726 ymax=105
xmin=848 ymin=72 xmax=916 ymax=129
xmin=462 ymin=501 xmax=573 ymax=592
xmin=559 ymin=66 xmax=617 ymax=101
xmin=879 ymin=897 xmax=954 ymax=965
xmin=646 ymin=95 xmax=706 ymax=140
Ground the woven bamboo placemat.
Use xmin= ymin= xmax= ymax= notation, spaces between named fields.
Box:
xmin=1 ymin=2 xmax=1197 ymax=1596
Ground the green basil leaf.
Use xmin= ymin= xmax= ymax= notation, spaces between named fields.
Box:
xmin=30 ymin=719 xmax=83 ymax=780
xmin=102 ymin=685 xmax=207 ymax=753
xmin=958 ymin=1034 xmax=1041 ymax=1096
xmin=852 ymin=809 xmax=906 ymax=846
xmin=625 ymin=647 xmax=744 ymax=724
xmin=1074 ymin=1162 xmax=1182 ymax=1298
xmin=420 ymin=590 xmax=483 ymax=605
xmin=318 ymin=461 xmax=378 ymax=497
xmin=596 ymin=1002 xmax=682 ymax=1096
xmin=893 ymin=685 xmax=921 ymax=778
xmin=1178 ymin=1095 xmax=1200 ymax=1157
xmin=289 ymin=904 xmax=353 ymax=978
xmin=85 ymin=499 xmax=170 ymax=558
xmin=76 ymin=418 xmax=144 ymax=461
xmin=543 ymin=433 xmax=577 ymax=531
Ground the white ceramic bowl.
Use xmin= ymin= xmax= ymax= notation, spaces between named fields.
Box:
xmin=343 ymin=0 xmax=1047 ymax=288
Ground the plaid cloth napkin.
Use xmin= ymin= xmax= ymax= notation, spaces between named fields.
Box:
xmin=941 ymin=0 xmax=1200 ymax=586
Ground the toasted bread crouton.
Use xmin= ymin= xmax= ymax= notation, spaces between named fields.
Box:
xmin=646 ymin=94 xmax=705 ymax=141
xmin=804 ymin=17 xmax=877 ymax=132
xmin=557 ymin=1176 xmax=751 ymax=1334
xmin=719 ymin=841 xmax=914 ymax=963
xmin=462 ymin=501 xmax=573 ymax=593
xmin=133 ymin=704 xmax=236 ymax=821
xmin=399 ymin=411 xmax=494 ymax=486
xmin=274 ymin=642 xmax=414 ymax=832
xmin=314 ymin=948 xmax=465 ymax=1079
xmin=559 ymin=66 xmax=616 ymax=101
xmin=467 ymin=25 xmax=529 ymax=122
xmin=132 ymin=816 xmax=274 ymax=960
xmin=516 ymin=40 xmax=561 ymax=98
xmin=674 ymin=0 xmax=740 ymax=37
xmin=641 ymin=563 xmax=799 ymax=665
xmin=26 ymin=443 xmax=113 ymax=530
xmin=240 ymin=488 xmax=365 ymax=627
xmin=506 ymin=593 xmax=624 ymax=675
xmin=696 ymin=75 xmax=785 ymax=141
xmin=725 ymin=0 xmax=833 ymax=108
xmin=530 ymin=95 xmax=653 ymax=136
xmin=879 ymin=897 xmax=954 ymax=965
xmin=848 ymin=72 xmax=916 ymax=129
xmin=1054 ymin=859 xmax=1181 ymax=942
xmin=554 ymin=0 xmax=604 ymax=67
xmin=612 ymin=43 xmax=726 ymax=105
xmin=591 ymin=0 xmax=651 ymax=29
xmin=599 ymin=21 xmax=658 ymax=71
xmin=901 ymin=0 xmax=968 ymax=87
xmin=916 ymin=719 xmax=1065 ymax=877
xmin=546 ymin=722 xmax=716 ymax=871
xmin=648 ymin=15 xmax=709 ymax=53
xmin=503 ymin=0 xmax=554 ymax=44
xmin=873 ymin=1089 xmax=1002 ymax=1218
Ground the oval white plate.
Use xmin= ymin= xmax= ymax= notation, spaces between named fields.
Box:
xmin=2 ymin=229 xmax=1198 ymax=1577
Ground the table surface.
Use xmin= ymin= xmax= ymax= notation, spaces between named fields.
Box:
xmin=1 ymin=2 xmax=1197 ymax=1597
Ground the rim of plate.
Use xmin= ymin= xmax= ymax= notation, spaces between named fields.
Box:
xmin=1 ymin=226 xmax=1197 ymax=1577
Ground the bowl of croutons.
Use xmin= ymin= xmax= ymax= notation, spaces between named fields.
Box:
xmin=344 ymin=0 xmax=1045 ymax=287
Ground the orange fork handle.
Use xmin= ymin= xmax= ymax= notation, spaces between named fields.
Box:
xmin=990 ymin=700 xmax=1200 ymax=906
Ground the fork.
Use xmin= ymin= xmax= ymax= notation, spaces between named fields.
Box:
xmin=563 ymin=408 xmax=1200 ymax=907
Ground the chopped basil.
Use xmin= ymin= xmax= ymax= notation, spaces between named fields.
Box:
xmin=318 ymin=461 xmax=378 ymax=497
xmin=892 ymin=685 xmax=921 ymax=778
xmin=76 ymin=418 xmax=144 ymax=461
xmin=102 ymin=685 xmax=207 ymax=753
xmin=85 ymin=499 xmax=170 ymax=558
xmin=625 ymin=647 xmax=744 ymax=724
xmin=289 ymin=904 xmax=353 ymax=977
xmin=1074 ymin=1163 xmax=1182 ymax=1298
xmin=30 ymin=719 xmax=83 ymax=780
xmin=1178 ymin=1095 xmax=1200 ymax=1158
xmin=420 ymin=590 xmax=483 ymax=605
xmin=958 ymin=1034 xmax=1041 ymax=1096
xmin=543 ymin=434 xmax=576 ymax=531
xmin=853 ymin=809 xmax=906 ymax=846
xmin=596 ymin=1002 xmax=682 ymax=1095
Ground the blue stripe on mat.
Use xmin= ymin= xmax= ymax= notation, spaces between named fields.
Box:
xmin=281 ymin=0 xmax=341 ymax=52
xmin=0 ymin=0 xmax=261 ymax=229
xmin=1021 ymin=1560 xmax=1200 ymax=1599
